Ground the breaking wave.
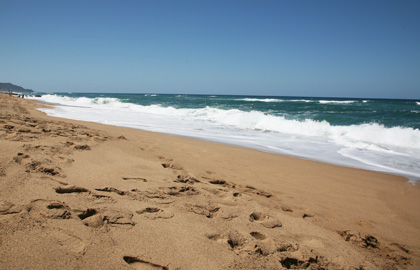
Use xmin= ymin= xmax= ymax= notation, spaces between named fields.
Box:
xmin=35 ymin=94 xmax=420 ymax=150
xmin=239 ymin=98 xmax=284 ymax=102
xmin=319 ymin=100 xmax=357 ymax=104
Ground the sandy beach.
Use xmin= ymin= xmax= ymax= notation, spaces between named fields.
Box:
xmin=1 ymin=93 xmax=419 ymax=269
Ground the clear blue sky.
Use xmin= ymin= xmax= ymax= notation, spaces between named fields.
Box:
xmin=1 ymin=0 xmax=419 ymax=98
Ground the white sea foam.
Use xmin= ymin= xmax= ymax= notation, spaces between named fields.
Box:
xmin=240 ymin=98 xmax=284 ymax=102
xmin=30 ymin=94 xmax=420 ymax=182
xmin=290 ymin=99 xmax=313 ymax=103
xmin=416 ymin=102 xmax=420 ymax=105
xmin=338 ymin=147 xmax=420 ymax=181
xmin=241 ymin=98 xmax=315 ymax=103
xmin=319 ymin=100 xmax=357 ymax=104
xmin=34 ymin=95 xmax=420 ymax=150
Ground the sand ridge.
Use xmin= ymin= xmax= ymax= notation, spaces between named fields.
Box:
xmin=1 ymin=93 xmax=419 ymax=269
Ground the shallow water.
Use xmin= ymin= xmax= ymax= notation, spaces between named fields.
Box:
xmin=29 ymin=93 xmax=420 ymax=183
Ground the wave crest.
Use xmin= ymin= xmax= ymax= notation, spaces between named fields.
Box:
xmin=319 ymin=100 xmax=357 ymax=104
xmin=239 ymin=98 xmax=284 ymax=102
xmin=35 ymin=94 xmax=420 ymax=150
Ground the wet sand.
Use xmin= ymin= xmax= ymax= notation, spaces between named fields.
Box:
xmin=1 ymin=93 xmax=419 ymax=269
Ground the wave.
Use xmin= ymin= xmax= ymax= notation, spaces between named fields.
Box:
xmin=239 ymin=98 xmax=284 ymax=102
xmin=240 ymin=98 xmax=317 ymax=103
xmin=39 ymin=95 xmax=126 ymax=105
xmin=416 ymin=102 xmax=420 ymax=105
xmin=338 ymin=148 xmax=418 ymax=178
xmin=240 ymin=98 xmax=360 ymax=104
xmin=34 ymin=95 xmax=420 ymax=151
xmin=290 ymin=99 xmax=313 ymax=103
xmin=319 ymin=100 xmax=357 ymax=104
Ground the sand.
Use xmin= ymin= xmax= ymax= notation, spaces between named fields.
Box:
xmin=1 ymin=93 xmax=419 ymax=269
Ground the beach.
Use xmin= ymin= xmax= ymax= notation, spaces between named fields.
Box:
xmin=1 ymin=93 xmax=419 ymax=269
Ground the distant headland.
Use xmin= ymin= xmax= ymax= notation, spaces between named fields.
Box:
xmin=0 ymin=83 xmax=34 ymax=93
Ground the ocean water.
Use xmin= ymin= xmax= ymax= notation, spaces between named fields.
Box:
xmin=28 ymin=93 xmax=420 ymax=183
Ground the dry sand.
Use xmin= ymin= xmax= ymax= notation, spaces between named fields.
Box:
xmin=1 ymin=93 xmax=419 ymax=269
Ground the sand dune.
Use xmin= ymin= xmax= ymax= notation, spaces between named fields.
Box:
xmin=1 ymin=93 xmax=419 ymax=269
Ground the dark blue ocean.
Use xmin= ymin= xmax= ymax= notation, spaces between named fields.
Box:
xmin=30 ymin=93 xmax=420 ymax=182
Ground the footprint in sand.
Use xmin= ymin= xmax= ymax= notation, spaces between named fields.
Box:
xmin=278 ymin=248 xmax=328 ymax=270
xmin=249 ymin=211 xmax=282 ymax=228
xmin=73 ymin=144 xmax=91 ymax=150
xmin=244 ymin=185 xmax=272 ymax=198
xmin=27 ymin=200 xmax=106 ymax=228
xmin=186 ymin=204 xmax=220 ymax=218
xmin=75 ymin=207 xmax=135 ymax=228
xmin=136 ymin=207 xmax=174 ymax=219
xmin=173 ymin=175 xmax=200 ymax=184
xmin=95 ymin=187 xmax=127 ymax=196
xmin=208 ymin=179 xmax=235 ymax=188
xmin=27 ymin=199 xmax=72 ymax=219
xmin=13 ymin=152 xmax=30 ymax=164
xmin=161 ymin=162 xmax=183 ymax=170
xmin=26 ymin=160 xmax=61 ymax=176
xmin=209 ymin=230 xmax=278 ymax=257
xmin=337 ymin=230 xmax=380 ymax=249
xmin=122 ymin=177 xmax=148 ymax=182
xmin=211 ymin=230 xmax=282 ymax=257
xmin=76 ymin=208 xmax=99 ymax=220
xmin=253 ymin=241 xmax=279 ymax=256
xmin=81 ymin=213 xmax=104 ymax=228
xmin=206 ymin=233 xmax=226 ymax=243
xmin=102 ymin=208 xmax=135 ymax=228
xmin=250 ymin=231 xmax=267 ymax=240
xmin=92 ymin=193 xmax=114 ymax=201
xmin=0 ymin=200 xmax=21 ymax=215
xmin=217 ymin=208 xmax=239 ymax=221
xmin=250 ymin=231 xmax=299 ymax=256
xmin=55 ymin=185 xmax=90 ymax=194
xmin=277 ymin=242 xmax=299 ymax=252
xmin=52 ymin=230 xmax=86 ymax=255
xmin=123 ymin=256 xmax=169 ymax=270
xmin=281 ymin=206 xmax=294 ymax=212
xmin=207 ymin=230 xmax=249 ymax=251
xmin=227 ymin=230 xmax=248 ymax=250
xmin=131 ymin=189 xmax=176 ymax=205
xmin=161 ymin=186 xmax=200 ymax=196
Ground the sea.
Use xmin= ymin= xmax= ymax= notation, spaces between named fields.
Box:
xmin=28 ymin=93 xmax=420 ymax=183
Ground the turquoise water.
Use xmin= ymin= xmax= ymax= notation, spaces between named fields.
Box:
xmin=31 ymin=93 xmax=420 ymax=182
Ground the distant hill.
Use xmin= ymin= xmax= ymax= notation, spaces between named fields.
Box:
xmin=0 ymin=83 xmax=34 ymax=93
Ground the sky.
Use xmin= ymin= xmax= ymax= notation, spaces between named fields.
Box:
xmin=1 ymin=0 xmax=420 ymax=99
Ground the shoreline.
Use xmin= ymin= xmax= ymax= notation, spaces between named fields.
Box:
xmin=30 ymin=95 xmax=418 ymax=184
xmin=35 ymin=97 xmax=412 ymax=180
xmin=1 ymin=93 xmax=419 ymax=269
